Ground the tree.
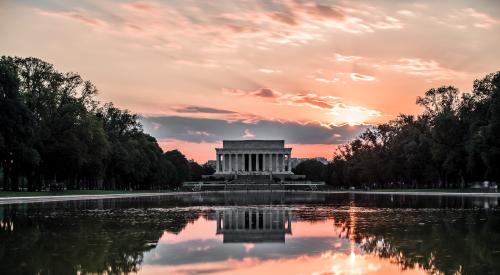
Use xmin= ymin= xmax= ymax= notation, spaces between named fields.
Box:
xmin=0 ymin=59 xmax=38 ymax=191
xmin=1 ymin=55 xmax=200 ymax=191
xmin=292 ymin=160 xmax=326 ymax=181
xmin=329 ymin=71 xmax=500 ymax=189
xmin=164 ymin=150 xmax=191 ymax=186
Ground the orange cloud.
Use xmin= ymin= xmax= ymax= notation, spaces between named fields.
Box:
xmin=350 ymin=73 xmax=376 ymax=81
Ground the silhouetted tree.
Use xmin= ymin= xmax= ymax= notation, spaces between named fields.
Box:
xmin=1 ymin=55 xmax=202 ymax=191
xmin=292 ymin=159 xmax=326 ymax=181
xmin=328 ymin=71 xmax=500 ymax=189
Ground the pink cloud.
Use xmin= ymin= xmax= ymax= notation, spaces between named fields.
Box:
xmin=379 ymin=58 xmax=466 ymax=81
xmin=268 ymin=12 xmax=298 ymax=25
xmin=335 ymin=53 xmax=362 ymax=62
xmin=38 ymin=9 xmax=107 ymax=27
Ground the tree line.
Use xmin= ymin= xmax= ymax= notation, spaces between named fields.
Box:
xmin=0 ymin=56 xmax=213 ymax=191
xmin=294 ymin=71 xmax=500 ymax=189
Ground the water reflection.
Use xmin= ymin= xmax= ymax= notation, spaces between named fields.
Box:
xmin=216 ymin=208 xmax=292 ymax=243
xmin=0 ymin=192 xmax=499 ymax=275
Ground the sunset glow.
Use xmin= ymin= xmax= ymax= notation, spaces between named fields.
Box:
xmin=141 ymin=216 xmax=426 ymax=275
xmin=2 ymin=0 xmax=499 ymax=162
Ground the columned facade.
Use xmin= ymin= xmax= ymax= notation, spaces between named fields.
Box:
xmin=215 ymin=140 xmax=293 ymax=175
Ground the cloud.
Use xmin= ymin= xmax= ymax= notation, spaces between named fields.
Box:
xmin=187 ymin=130 xmax=214 ymax=137
xmin=175 ymin=106 xmax=235 ymax=114
xmin=37 ymin=9 xmax=107 ymax=27
xmin=126 ymin=2 xmax=157 ymax=12
xmin=431 ymin=8 xmax=498 ymax=30
xmin=335 ymin=53 xmax=362 ymax=62
xmin=381 ymin=58 xmax=466 ymax=81
xmin=329 ymin=104 xmax=382 ymax=126
xmin=397 ymin=10 xmax=415 ymax=17
xmin=257 ymin=68 xmax=281 ymax=74
xmin=281 ymin=93 xmax=341 ymax=110
xmin=35 ymin=0 xmax=406 ymax=55
xmin=169 ymin=105 xmax=263 ymax=124
xmin=141 ymin=116 xmax=368 ymax=144
xmin=314 ymin=77 xmax=339 ymax=83
xmin=302 ymin=4 xmax=345 ymax=20
xmin=224 ymin=88 xmax=281 ymax=99
xmin=268 ymin=12 xmax=297 ymax=26
xmin=242 ymin=129 xmax=255 ymax=138
xmin=350 ymin=73 xmax=376 ymax=81
xmin=252 ymin=88 xmax=279 ymax=98
xmin=460 ymin=8 xmax=498 ymax=29
xmin=223 ymin=88 xmax=381 ymax=125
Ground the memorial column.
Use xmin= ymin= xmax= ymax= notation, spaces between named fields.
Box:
xmin=274 ymin=154 xmax=279 ymax=172
xmin=281 ymin=153 xmax=285 ymax=172
xmin=262 ymin=153 xmax=266 ymax=171
xmin=249 ymin=153 xmax=253 ymax=172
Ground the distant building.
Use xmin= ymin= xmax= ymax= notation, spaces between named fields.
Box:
xmin=202 ymin=139 xmax=306 ymax=181
xmin=205 ymin=160 xmax=216 ymax=169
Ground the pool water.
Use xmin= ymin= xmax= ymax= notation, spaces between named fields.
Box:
xmin=1 ymin=192 xmax=499 ymax=274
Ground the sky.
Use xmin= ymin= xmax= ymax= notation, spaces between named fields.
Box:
xmin=1 ymin=0 xmax=500 ymax=163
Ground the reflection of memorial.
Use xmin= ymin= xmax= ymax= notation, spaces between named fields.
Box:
xmin=216 ymin=208 xmax=292 ymax=243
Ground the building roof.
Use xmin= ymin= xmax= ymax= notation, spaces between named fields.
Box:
xmin=222 ymin=140 xmax=285 ymax=149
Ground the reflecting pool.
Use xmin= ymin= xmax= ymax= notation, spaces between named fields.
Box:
xmin=1 ymin=192 xmax=499 ymax=274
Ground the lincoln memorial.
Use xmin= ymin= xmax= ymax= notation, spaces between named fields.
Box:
xmin=214 ymin=140 xmax=293 ymax=177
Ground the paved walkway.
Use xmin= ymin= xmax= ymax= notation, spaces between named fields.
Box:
xmin=346 ymin=190 xmax=500 ymax=197
xmin=0 ymin=192 xmax=192 ymax=205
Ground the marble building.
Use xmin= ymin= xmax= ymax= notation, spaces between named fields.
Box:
xmin=215 ymin=140 xmax=292 ymax=175
xmin=214 ymin=140 xmax=293 ymax=176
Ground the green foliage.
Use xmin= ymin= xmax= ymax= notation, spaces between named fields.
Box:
xmin=0 ymin=56 xmax=199 ymax=191
xmin=292 ymin=159 xmax=326 ymax=181
xmin=327 ymin=71 xmax=500 ymax=188
xmin=164 ymin=150 xmax=191 ymax=186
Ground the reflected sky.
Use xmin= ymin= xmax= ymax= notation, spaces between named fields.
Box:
xmin=139 ymin=218 xmax=426 ymax=274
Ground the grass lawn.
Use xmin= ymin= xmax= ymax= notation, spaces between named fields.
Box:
xmin=0 ymin=190 xmax=164 ymax=198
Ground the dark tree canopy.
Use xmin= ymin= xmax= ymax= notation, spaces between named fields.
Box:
xmin=0 ymin=56 xmax=202 ymax=191
xmin=292 ymin=160 xmax=326 ymax=181
xmin=324 ymin=71 xmax=500 ymax=189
